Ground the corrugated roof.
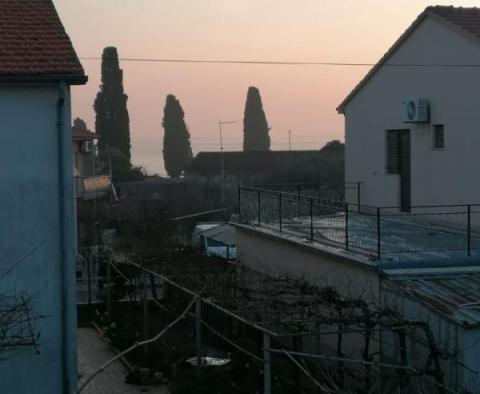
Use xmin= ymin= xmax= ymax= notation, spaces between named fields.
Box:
xmin=0 ymin=0 xmax=86 ymax=83
xmin=383 ymin=266 xmax=480 ymax=326
xmin=337 ymin=6 xmax=480 ymax=113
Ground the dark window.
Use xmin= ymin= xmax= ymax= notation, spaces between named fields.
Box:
xmin=433 ymin=125 xmax=445 ymax=149
xmin=386 ymin=130 xmax=401 ymax=174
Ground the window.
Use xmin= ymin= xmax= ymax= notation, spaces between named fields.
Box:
xmin=386 ymin=130 xmax=401 ymax=174
xmin=433 ymin=124 xmax=445 ymax=149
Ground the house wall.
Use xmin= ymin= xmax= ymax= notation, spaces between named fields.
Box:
xmin=0 ymin=84 xmax=77 ymax=394
xmin=236 ymin=226 xmax=379 ymax=300
xmin=72 ymin=140 xmax=95 ymax=176
xmin=344 ymin=16 xmax=480 ymax=208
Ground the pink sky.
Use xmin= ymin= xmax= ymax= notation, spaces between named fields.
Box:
xmin=55 ymin=0 xmax=479 ymax=175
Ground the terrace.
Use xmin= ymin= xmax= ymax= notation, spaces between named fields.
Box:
xmin=238 ymin=183 xmax=480 ymax=262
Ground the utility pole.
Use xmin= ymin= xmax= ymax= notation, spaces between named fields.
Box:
xmin=218 ymin=120 xmax=236 ymax=205
xmin=288 ymin=130 xmax=292 ymax=151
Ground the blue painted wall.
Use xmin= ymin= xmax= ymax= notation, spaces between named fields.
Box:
xmin=0 ymin=84 xmax=77 ymax=393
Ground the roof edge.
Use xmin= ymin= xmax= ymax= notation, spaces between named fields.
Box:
xmin=0 ymin=74 xmax=88 ymax=85
xmin=336 ymin=9 xmax=430 ymax=114
xmin=337 ymin=6 xmax=480 ymax=114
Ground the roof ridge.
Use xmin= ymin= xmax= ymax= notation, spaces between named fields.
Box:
xmin=337 ymin=5 xmax=480 ymax=112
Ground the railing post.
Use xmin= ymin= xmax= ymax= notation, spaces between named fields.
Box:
xmin=238 ymin=186 xmax=242 ymax=222
xmin=467 ymin=205 xmax=471 ymax=256
xmin=310 ymin=197 xmax=314 ymax=241
xmin=345 ymin=203 xmax=349 ymax=250
xmin=257 ymin=189 xmax=261 ymax=226
xmin=196 ymin=297 xmax=202 ymax=375
xmin=377 ymin=207 xmax=381 ymax=259
xmin=279 ymin=192 xmax=282 ymax=232
xmin=263 ymin=333 xmax=272 ymax=394
xmin=357 ymin=182 xmax=361 ymax=213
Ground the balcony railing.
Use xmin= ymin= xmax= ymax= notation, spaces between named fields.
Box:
xmin=74 ymin=175 xmax=112 ymax=199
xmin=238 ymin=185 xmax=480 ymax=259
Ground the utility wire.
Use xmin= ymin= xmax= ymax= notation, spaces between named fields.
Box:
xmin=80 ymin=57 xmax=480 ymax=67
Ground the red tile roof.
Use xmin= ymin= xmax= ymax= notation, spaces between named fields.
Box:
xmin=337 ymin=6 xmax=480 ymax=113
xmin=0 ymin=0 xmax=86 ymax=84
xmin=429 ymin=6 xmax=480 ymax=41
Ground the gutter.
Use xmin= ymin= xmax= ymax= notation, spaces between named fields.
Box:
xmin=57 ymin=82 xmax=77 ymax=393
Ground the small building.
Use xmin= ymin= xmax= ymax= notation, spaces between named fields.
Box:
xmin=193 ymin=223 xmax=236 ymax=260
xmin=0 ymin=1 xmax=87 ymax=393
xmin=338 ymin=6 xmax=480 ymax=209
xmin=380 ymin=263 xmax=480 ymax=391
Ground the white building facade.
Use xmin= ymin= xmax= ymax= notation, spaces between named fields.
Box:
xmin=338 ymin=7 xmax=480 ymax=209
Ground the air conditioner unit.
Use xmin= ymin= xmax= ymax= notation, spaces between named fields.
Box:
xmin=402 ymin=99 xmax=430 ymax=123
xmin=80 ymin=140 xmax=93 ymax=153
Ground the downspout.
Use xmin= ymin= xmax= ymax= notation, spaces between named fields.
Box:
xmin=57 ymin=81 xmax=77 ymax=394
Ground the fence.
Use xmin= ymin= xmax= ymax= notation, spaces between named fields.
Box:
xmin=238 ymin=186 xmax=480 ymax=258
xmin=251 ymin=181 xmax=362 ymax=206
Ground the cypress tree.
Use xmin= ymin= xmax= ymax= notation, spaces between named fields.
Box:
xmin=94 ymin=47 xmax=131 ymax=178
xmin=162 ymin=94 xmax=193 ymax=178
xmin=243 ymin=86 xmax=271 ymax=151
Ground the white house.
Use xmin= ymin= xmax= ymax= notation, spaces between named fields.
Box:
xmin=234 ymin=7 xmax=480 ymax=391
xmin=0 ymin=1 xmax=87 ymax=393
xmin=338 ymin=6 xmax=480 ymax=210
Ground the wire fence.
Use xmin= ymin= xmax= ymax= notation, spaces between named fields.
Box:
xmin=239 ymin=186 xmax=480 ymax=258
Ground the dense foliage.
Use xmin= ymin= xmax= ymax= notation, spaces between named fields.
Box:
xmin=162 ymin=94 xmax=193 ymax=178
xmin=94 ymin=46 xmax=132 ymax=180
xmin=243 ymin=86 xmax=270 ymax=151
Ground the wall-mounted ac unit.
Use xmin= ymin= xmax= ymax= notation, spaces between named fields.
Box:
xmin=80 ymin=140 xmax=93 ymax=153
xmin=402 ymin=99 xmax=430 ymax=123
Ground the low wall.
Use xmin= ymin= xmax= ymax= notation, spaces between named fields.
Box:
xmin=235 ymin=225 xmax=379 ymax=301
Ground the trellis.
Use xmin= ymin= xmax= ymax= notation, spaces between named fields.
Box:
xmin=101 ymin=247 xmax=466 ymax=394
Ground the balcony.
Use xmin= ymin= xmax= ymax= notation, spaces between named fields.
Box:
xmin=74 ymin=175 xmax=112 ymax=200
xmin=238 ymin=184 xmax=480 ymax=261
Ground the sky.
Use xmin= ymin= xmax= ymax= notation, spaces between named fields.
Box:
xmin=55 ymin=0 xmax=480 ymax=175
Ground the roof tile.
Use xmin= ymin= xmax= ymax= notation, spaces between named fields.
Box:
xmin=0 ymin=0 xmax=85 ymax=81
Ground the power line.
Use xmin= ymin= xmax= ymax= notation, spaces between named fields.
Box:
xmin=80 ymin=57 xmax=480 ymax=67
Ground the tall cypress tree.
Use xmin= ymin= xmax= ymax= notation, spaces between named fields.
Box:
xmin=94 ymin=47 xmax=131 ymax=178
xmin=243 ymin=86 xmax=271 ymax=151
xmin=162 ymin=94 xmax=193 ymax=178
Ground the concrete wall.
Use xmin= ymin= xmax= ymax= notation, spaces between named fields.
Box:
xmin=344 ymin=16 xmax=480 ymax=208
xmin=236 ymin=226 xmax=379 ymax=300
xmin=0 ymin=84 xmax=77 ymax=393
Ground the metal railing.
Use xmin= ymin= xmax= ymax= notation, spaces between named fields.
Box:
xmin=251 ymin=181 xmax=362 ymax=207
xmin=238 ymin=185 xmax=480 ymax=259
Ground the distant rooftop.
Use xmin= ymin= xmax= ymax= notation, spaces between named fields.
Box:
xmin=186 ymin=143 xmax=344 ymax=176
xmin=0 ymin=0 xmax=86 ymax=84
xmin=72 ymin=127 xmax=98 ymax=141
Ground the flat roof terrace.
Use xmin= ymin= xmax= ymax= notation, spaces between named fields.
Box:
xmin=238 ymin=186 xmax=480 ymax=263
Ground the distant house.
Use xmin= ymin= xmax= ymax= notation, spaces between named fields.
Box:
xmin=0 ymin=1 xmax=86 ymax=393
xmin=337 ymin=6 xmax=480 ymax=209
xmin=72 ymin=126 xmax=112 ymax=200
